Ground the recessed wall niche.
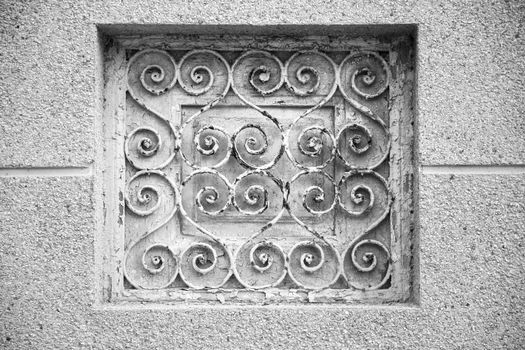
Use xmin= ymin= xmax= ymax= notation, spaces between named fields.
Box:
xmin=100 ymin=27 xmax=416 ymax=305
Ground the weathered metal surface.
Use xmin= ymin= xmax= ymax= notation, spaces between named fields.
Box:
xmin=103 ymin=35 xmax=415 ymax=304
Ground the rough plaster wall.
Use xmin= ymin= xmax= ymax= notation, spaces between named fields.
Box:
xmin=0 ymin=0 xmax=524 ymax=349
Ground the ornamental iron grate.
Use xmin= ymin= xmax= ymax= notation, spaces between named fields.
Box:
xmin=101 ymin=34 xmax=415 ymax=304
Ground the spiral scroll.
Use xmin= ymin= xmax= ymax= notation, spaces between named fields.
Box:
xmin=339 ymin=51 xmax=390 ymax=101
xmin=234 ymin=241 xmax=287 ymax=289
xmin=131 ymin=127 xmax=161 ymax=157
xmin=287 ymin=241 xmax=341 ymax=289
xmin=186 ymin=125 xmax=232 ymax=169
xmin=194 ymin=126 xmax=219 ymax=156
xmin=343 ymin=239 xmax=391 ymax=290
xmin=336 ymin=122 xmax=389 ymax=170
xmin=179 ymin=241 xmax=232 ymax=289
xmin=123 ymin=244 xmax=178 ymax=289
xmin=182 ymin=169 xmax=232 ymax=216
xmin=285 ymin=51 xmax=337 ymax=101
xmin=241 ymin=125 xmax=268 ymax=156
xmin=338 ymin=170 xmax=390 ymax=227
xmin=288 ymin=170 xmax=337 ymax=216
xmin=128 ymin=50 xmax=178 ymax=96
xmin=125 ymin=171 xmax=178 ymax=217
xmin=298 ymin=127 xmax=326 ymax=157
xmin=286 ymin=125 xmax=336 ymax=170
xmin=232 ymin=51 xmax=284 ymax=97
xmin=125 ymin=126 xmax=178 ymax=170
xmin=178 ymin=50 xmax=230 ymax=97
xmin=232 ymin=124 xmax=283 ymax=170
xmin=233 ymin=170 xmax=284 ymax=216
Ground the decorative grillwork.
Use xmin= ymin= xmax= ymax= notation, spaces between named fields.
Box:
xmin=121 ymin=46 xmax=402 ymax=295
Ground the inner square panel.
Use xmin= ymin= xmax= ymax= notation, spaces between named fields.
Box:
xmin=109 ymin=33 xmax=415 ymax=304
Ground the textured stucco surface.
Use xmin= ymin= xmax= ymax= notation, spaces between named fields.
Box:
xmin=1 ymin=175 xmax=524 ymax=349
xmin=0 ymin=0 xmax=524 ymax=166
xmin=1 ymin=0 xmax=524 ymax=349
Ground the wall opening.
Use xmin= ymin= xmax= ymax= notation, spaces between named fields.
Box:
xmin=97 ymin=25 xmax=417 ymax=305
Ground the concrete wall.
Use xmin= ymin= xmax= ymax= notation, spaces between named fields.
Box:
xmin=1 ymin=0 xmax=523 ymax=348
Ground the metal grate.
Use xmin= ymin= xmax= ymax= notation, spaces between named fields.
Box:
xmin=101 ymin=34 xmax=415 ymax=304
